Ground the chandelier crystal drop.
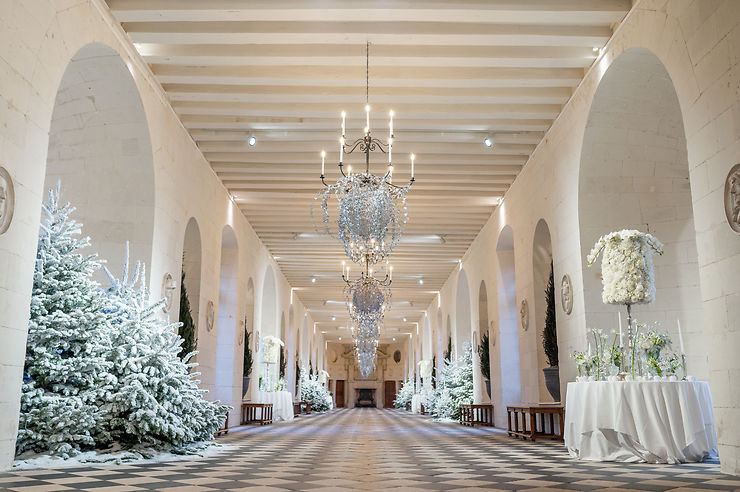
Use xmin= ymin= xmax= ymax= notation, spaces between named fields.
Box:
xmin=311 ymin=42 xmax=415 ymax=266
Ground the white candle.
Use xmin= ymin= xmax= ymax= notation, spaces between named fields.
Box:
xmin=388 ymin=138 xmax=392 ymax=164
xmin=341 ymin=260 xmax=345 ymax=277
xmin=389 ymin=109 xmax=393 ymax=135
xmin=341 ymin=111 xmax=346 ymax=136
xmin=346 ymin=266 xmax=350 ymax=280
xmin=339 ymin=136 xmax=344 ymax=164
xmin=389 ymin=265 xmax=393 ymax=281
xmin=618 ymin=311 xmax=623 ymax=347
xmin=677 ymin=319 xmax=685 ymax=354
xmin=365 ymin=104 xmax=370 ymax=132
xmin=321 ymin=150 xmax=326 ymax=176
xmin=410 ymin=153 xmax=415 ymax=178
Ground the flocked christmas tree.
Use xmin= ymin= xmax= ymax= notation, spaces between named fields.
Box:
xmin=102 ymin=246 xmax=229 ymax=449
xmin=17 ymin=185 xmax=115 ymax=457
xmin=429 ymin=343 xmax=473 ymax=420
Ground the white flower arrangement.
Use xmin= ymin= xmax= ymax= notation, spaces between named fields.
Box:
xmin=418 ymin=359 xmax=433 ymax=379
xmin=587 ymin=229 xmax=664 ymax=305
xmin=318 ymin=369 xmax=329 ymax=384
xmin=261 ymin=335 xmax=284 ymax=364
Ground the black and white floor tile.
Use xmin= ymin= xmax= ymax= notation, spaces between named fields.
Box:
xmin=0 ymin=408 xmax=737 ymax=491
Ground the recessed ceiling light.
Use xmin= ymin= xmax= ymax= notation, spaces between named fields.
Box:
xmin=593 ymin=46 xmax=600 ymax=52
xmin=392 ymin=337 xmax=396 ymax=341
xmin=248 ymin=135 xmax=257 ymax=146
xmin=419 ymin=279 xmax=424 ymax=285
xmin=311 ymin=277 xmax=316 ymax=283
xmin=338 ymin=337 xmax=342 ymax=341
xmin=331 ymin=315 xmax=336 ymax=321
xmin=484 ymin=136 xmax=492 ymax=147
xmin=403 ymin=317 xmax=407 ymax=322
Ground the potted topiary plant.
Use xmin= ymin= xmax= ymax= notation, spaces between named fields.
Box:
xmin=178 ymin=270 xmax=198 ymax=360
xmin=542 ymin=262 xmax=560 ymax=401
xmin=242 ymin=325 xmax=252 ymax=398
xmin=478 ymin=332 xmax=491 ymax=398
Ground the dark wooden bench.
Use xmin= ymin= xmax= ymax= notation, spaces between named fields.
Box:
xmin=293 ymin=400 xmax=311 ymax=416
xmin=507 ymin=405 xmax=564 ymax=441
xmin=460 ymin=404 xmax=494 ymax=427
xmin=214 ymin=412 xmax=229 ymax=436
xmin=241 ymin=403 xmax=273 ymax=425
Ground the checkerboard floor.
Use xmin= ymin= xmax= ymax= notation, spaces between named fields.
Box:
xmin=1 ymin=408 xmax=737 ymax=491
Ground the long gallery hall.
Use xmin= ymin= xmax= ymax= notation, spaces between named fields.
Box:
xmin=0 ymin=1 xmax=739 ymax=491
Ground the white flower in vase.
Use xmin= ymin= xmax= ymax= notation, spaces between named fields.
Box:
xmin=262 ymin=335 xmax=284 ymax=364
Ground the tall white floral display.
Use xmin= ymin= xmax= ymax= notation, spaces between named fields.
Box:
xmin=587 ymin=230 xmax=663 ymax=374
xmin=261 ymin=336 xmax=283 ymax=391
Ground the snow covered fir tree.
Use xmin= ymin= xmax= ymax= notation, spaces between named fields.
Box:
xmin=17 ymin=186 xmax=115 ymax=458
xmin=298 ymin=371 xmax=333 ymax=412
xmin=428 ymin=344 xmax=474 ymax=421
xmin=17 ymin=187 xmax=228 ymax=459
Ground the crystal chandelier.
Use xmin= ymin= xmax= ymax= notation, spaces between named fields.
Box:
xmin=312 ymin=43 xmax=416 ymax=266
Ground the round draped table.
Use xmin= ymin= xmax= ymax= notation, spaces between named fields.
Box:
xmin=411 ymin=394 xmax=424 ymax=413
xmin=564 ymin=380 xmax=716 ymax=463
xmin=256 ymin=390 xmax=294 ymax=422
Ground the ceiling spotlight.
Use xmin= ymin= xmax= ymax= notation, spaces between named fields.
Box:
xmin=484 ymin=136 xmax=493 ymax=147
xmin=248 ymin=135 xmax=257 ymax=146
xmin=392 ymin=337 xmax=396 ymax=341
xmin=311 ymin=277 xmax=316 ymax=283
xmin=403 ymin=317 xmax=407 ymax=322
xmin=419 ymin=279 xmax=424 ymax=285
xmin=338 ymin=337 xmax=342 ymax=341
xmin=592 ymin=46 xmax=600 ymax=52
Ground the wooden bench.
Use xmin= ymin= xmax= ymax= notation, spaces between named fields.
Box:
xmin=214 ymin=412 xmax=229 ymax=436
xmin=506 ymin=405 xmax=564 ymax=441
xmin=460 ymin=404 xmax=494 ymax=427
xmin=241 ymin=403 xmax=273 ymax=425
xmin=293 ymin=400 xmax=311 ymax=416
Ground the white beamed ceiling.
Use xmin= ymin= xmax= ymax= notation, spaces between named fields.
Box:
xmin=106 ymin=0 xmax=630 ymax=340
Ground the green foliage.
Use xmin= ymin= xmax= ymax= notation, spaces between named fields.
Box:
xmin=279 ymin=346 xmax=286 ymax=379
xmin=177 ymin=270 xmax=197 ymax=360
xmin=242 ymin=328 xmax=252 ymax=377
xmin=444 ymin=336 xmax=452 ymax=361
xmin=478 ymin=332 xmax=491 ymax=380
xmin=542 ymin=262 xmax=559 ymax=367
xmin=295 ymin=360 xmax=300 ymax=388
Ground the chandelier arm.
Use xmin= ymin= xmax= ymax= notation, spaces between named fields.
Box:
xmin=343 ymin=137 xmax=367 ymax=155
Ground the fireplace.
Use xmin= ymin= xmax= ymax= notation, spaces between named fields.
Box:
xmin=355 ymin=388 xmax=376 ymax=407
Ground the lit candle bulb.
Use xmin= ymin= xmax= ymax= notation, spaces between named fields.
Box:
xmin=389 ymin=265 xmax=393 ymax=281
xmin=411 ymin=153 xmax=415 ymax=179
xmin=341 ymin=111 xmax=346 ymax=136
xmin=346 ymin=266 xmax=350 ymax=280
xmin=365 ymin=104 xmax=370 ymax=132
xmin=321 ymin=150 xmax=326 ymax=176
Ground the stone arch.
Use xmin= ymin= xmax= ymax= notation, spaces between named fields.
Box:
xmin=578 ymin=47 xmax=706 ymax=380
xmin=215 ymin=226 xmax=240 ymax=421
xmin=455 ymin=269 xmax=472 ymax=357
xmin=180 ymin=218 xmax=202 ymax=355
xmin=45 ymin=43 xmax=155 ymax=283
xmin=242 ymin=277 xmax=255 ymax=399
xmin=478 ymin=280 xmax=491 ymax=402
xmin=496 ymin=225 xmax=521 ymax=416
xmin=532 ymin=219 xmax=557 ymax=402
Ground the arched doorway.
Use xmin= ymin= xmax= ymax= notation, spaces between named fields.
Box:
xmin=578 ymin=48 xmax=706 ymax=380
xmin=496 ymin=226 xmax=521 ymax=418
xmin=179 ymin=218 xmax=202 ymax=360
xmin=254 ymin=265 xmax=277 ymax=394
xmin=532 ymin=219 xmax=557 ymax=402
xmin=478 ymin=281 xmax=491 ymax=402
xmin=215 ymin=226 xmax=239 ymax=422
xmin=455 ymin=269 xmax=472 ymax=358
xmin=45 ymin=43 xmax=154 ymax=283
xmin=243 ymin=278 xmax=255 ymax=399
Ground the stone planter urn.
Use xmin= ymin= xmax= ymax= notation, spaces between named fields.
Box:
xmin=242 ymin=377 xmax=250 ymax=398
xmin=485 ymin=379 xmax=491 ymax=399
xmin=543 ymin=367 xmax=561 ymax=402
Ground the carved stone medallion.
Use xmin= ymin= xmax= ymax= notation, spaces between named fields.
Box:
xmin=725 ymin=164 xmax=740 ymax=233
xmin=0 ymin=167 xmax=15 ymax=235
xmin=520 ymin=299 xmax=529 ymax=331
xmin=161 ymin=272 xmax=176 ymax=313
xmin=393 ymin=350 xmax=401 ymax=363
xmin=561 ymin=274 xmax=573 ymax=315
xmin=206 ymin=300 xmax=215 ymax=331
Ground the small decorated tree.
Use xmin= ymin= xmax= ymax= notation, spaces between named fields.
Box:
xmin=542 ymin=262 xmax=558 ymax=367
xmin=393 ymin=380 xmax=415 ymax=409
xmin=243 ymin=329 xmax=252 ymax=378
xmin=299 ymin=370 xmax=333 ymax=412
xmin=477 ymin=331 xmax=491 ymax=398
xmin=444 ymin=336 xmax=452 ymax=361
xmin=177 ymin=269 xmax=197 ymax=360
xmin=429 ymin=344 xmax=473 ymax=420
xmin=17 ymin=186 xmax=115 ymax=458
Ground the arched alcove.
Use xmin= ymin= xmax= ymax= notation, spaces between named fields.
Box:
xmin=446 ymin=315 xmax=453 ymax=359
xmin=532 ymin=219 xmax=557 ymax=402
xmin=287 ymin=307 xmax=295 ymax=394
xmin=478 ymin=281 xmax=491 ymax=402
xmin=180 ymin=218 xmax=202 ymax=358
xmin=215 ymin=226 xmax=239 ymax=420
xmin=242 ymin=278 xmax=255 ymax=399
xmin=496 ymin=226 xmax=521 ymax=416
xmin=436 ymin=309 xmax=444 ymax=373
xmin=45 ymin=43 xmax=154 ymax=282
xmin=578 ymin=47 xmax=706 ymax=380
xmin=422 ymin=315 xmax=432 ymax=360
xmin=455 ymin=269 xmax=472 ymax=357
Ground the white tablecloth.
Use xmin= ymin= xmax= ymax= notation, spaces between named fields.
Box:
xmin=565 ymin=381 xmax=716 ymax=463
xmin=256 ymin=390 xmax=294 ymax=422
xmin=411 ymin=394 xmax=424 ymax=413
